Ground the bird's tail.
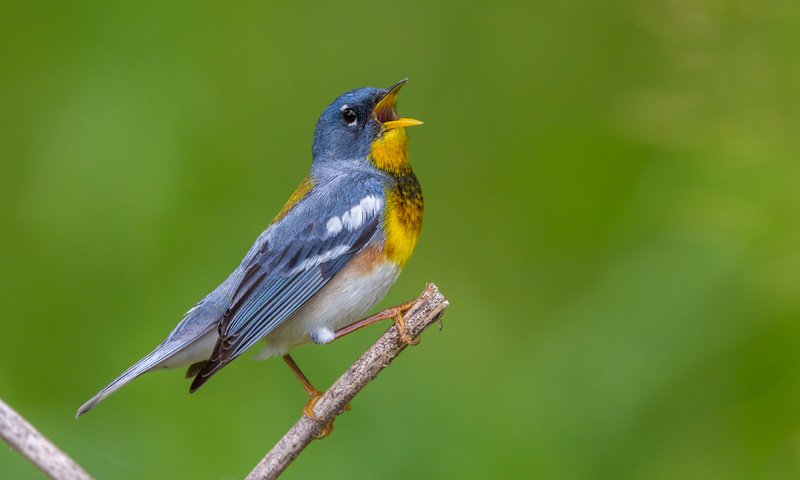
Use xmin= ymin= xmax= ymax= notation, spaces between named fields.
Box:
xmin=75 ymin=297 xmax=225 ymax=417
xmin=75 ymin=348 xmax=168 ymax=418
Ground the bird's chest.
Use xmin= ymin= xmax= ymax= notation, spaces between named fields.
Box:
xmin=383 ymin=172 xmax=423 ymax=267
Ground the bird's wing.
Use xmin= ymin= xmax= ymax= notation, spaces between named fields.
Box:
xmin=189 ymin=191 xmax=384 ymax=391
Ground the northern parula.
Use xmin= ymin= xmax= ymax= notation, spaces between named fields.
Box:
xmin=77 ymin=80 xmax=424 ymax=422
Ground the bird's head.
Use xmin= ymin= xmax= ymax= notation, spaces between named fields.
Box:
xmin=311 ymin=79 xmax=422 ymax=174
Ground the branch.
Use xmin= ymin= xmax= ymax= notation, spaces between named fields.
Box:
xmin=246 ymin=283 xmax=449 ymax=480
xmin=0 ymin=398 xmax=92 ymax=480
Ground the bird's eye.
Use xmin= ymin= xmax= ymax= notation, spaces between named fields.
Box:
xmin=341 ymin=107 xmax=357 ymax=125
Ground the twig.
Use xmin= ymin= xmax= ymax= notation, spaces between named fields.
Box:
xmin=0 ymin=398 xmax=92 ymax=480
xmin=246 ymin=283 xmax=449 ymax=480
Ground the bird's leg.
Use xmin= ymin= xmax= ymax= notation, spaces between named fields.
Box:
xmin=282 ymin=355 xmax=350 ymax=439
xmin=282 ymin=355 xmax=337 ymax=438
xmin=282 ymin=355 xmax=322 ymax=417
xmin=333 ymin=298 xmax=420 ymax=345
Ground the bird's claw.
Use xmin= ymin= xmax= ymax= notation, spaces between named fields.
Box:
xmin=393 ymin=312 xmax=420 ymax=346
xmin=303 ymin=390 xmax=351 ymax=439
xmin=303 ymin=390 xmax=324 ymax=421
xmin=303 ymin=391 xmax=333 ymax=438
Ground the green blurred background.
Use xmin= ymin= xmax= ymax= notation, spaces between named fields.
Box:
xmin=2 ymin=0 xmax=799 ymax=478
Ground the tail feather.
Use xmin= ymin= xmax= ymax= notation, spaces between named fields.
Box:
xmin=188 ymin=353 xmax=224 ymax=393
xmin=184 ymin=361 xmax=207 ymax=379
xmin=76 ymin=349 xmax=167 ymax=417
xmin=76 ymin=297 xmax=227 ymax=417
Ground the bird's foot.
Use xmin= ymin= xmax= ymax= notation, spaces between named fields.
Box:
xmin=303 ymin=389 xmax=324 ymax=421
xmin=392 ymin=309 xmax=420 ymax=346
xmin=303 ymin=390 xmax=332 ymax=438
xmin=303 ymin=390 xmax=351 ymax=439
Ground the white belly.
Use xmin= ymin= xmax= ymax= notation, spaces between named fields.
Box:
xmin=256 ymin=258 xmax=401 ymax=358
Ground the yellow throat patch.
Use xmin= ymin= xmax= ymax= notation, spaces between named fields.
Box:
xmin=369 ymin=128 xmax=411 ymax=176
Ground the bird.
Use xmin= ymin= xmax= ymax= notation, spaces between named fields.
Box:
xmin=76 ymin=80 xmax=425 ymax=430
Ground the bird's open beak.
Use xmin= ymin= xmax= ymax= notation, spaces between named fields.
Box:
xmin=374 ymin=79 xmax=424 ymax=130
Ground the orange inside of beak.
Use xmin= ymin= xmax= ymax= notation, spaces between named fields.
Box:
xmin=374 ymin=81 xmax=423 ymax=130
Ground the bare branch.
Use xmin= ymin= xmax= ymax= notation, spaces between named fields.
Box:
xmin=0 ymin=398 xmax=92 ymax=480
xmin=0 ymin=283 xmax=447 ymax=480
xmin=246 ymin=283 xmax=449 ymax=480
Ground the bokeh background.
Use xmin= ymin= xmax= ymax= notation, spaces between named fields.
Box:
xmin=2 ymin=0 xmax=799 ymax=478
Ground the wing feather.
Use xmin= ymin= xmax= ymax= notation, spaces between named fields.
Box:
xmin=189 ymin=209 xmax=380 ymax=391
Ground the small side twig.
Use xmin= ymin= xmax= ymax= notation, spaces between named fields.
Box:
xmin=0 ymin=398 xmax=92 ymax=480
xmin=246 ymin=283 xmax=449 ymax=480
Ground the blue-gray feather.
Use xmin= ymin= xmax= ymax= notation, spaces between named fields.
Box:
xmin=189 ymin=174 xmax=386 ymax=390
xmin=77 ymin=85 xmax=399 ymax=415
xmin=312 ymin=87 xmax=386 ymax=162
